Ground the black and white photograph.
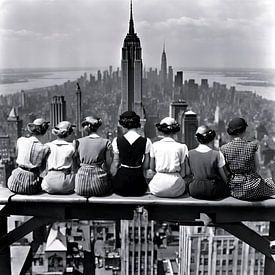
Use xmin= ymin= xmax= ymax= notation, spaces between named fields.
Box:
xmin=0 ymin=0 xmax=275 ymax=274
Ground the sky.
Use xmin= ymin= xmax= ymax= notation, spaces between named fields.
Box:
xmin=0 ymin=0 xmax=275 ymax=69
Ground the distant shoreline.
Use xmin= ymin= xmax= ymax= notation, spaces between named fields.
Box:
xmin=236 ymin=82 xmax=275 ymax=87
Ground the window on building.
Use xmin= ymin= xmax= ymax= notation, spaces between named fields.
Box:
xmin=39 ymin=257 xmax=44 ymax=266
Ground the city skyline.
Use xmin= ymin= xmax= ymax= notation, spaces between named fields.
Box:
xmin=0 ymin=0 xmax=275 ymax=69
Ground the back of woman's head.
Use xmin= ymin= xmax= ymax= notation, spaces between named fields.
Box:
xmin=156 ymin=117 xmax=180 ymax=134
xmin=227 ymin=117 xmax=248 ymax=136
xmin=195 ymin=125 xmax=216 ymax=144
xmin=119 ymin=111 xmax=141 ymax=129
xmin=52 ymin=121 xmax=75 ymax=138
xmin=27 ymin=118 xmax=50 ymax=136
xmin=81 ymin=116 xmax=102 ymax=133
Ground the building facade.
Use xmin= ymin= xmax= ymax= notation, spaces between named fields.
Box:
xmin=50 ymin=96 xmax=66 ymax=127
xmin=120 ymin=208 xmax=156 ymax=275
xmin=179 ymin=224 xmax=266 ymax=275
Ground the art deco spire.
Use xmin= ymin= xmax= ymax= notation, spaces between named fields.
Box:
xmin=129 ymin=0 xmax=135 ymax=34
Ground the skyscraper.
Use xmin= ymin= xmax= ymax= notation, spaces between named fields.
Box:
xmin=50 ymin=96 xmax=66 ymax=127
xmin=160 ymin=43 xmax=167 ymax=90
xmin=169 ymin=100 xmax=188 ymax=142
xmin=120 ymin=208 xmax=155 ymax=275
xmin=120 ymin=0 xmax=144 ymax=122
xmin=183 ymin=110 xmax=198 ymax=149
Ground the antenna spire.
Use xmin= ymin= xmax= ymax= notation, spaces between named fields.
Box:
xmin=129 ymin=0 xmax=135 ymax=34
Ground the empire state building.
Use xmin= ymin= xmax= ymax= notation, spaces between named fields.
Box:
xmin=120 ymin=1 xmax=145 ymax=121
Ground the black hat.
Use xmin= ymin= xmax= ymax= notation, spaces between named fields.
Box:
xmin=227 ymin=117 xmax=248 ymax=135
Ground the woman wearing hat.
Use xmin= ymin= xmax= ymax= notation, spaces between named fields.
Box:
xmin=111 ymin=111 xmax=152 ymax=196
xmin=74 ymin=116 xmax=113 ymax=197
xmin=41 ymin=121 xmax=76 ymax=194
xmin=188 ymin=125 xmax=229 ymax=200
xmin=148 ymin=117 xmax=189 ymax=197
xmin=7 ymin=118 xmax=50 ymax=194
xmin=221 ymin=117 xmax=275 ymax=200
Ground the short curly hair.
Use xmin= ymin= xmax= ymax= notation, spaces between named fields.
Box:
xmin=119 ymin=111 xmax=141 ymax=129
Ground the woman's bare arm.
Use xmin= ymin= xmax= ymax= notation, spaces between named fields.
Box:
xmin=142 ymin=153 xmax=150 ymax=170
xmin=219 ymin=166 xmax=228 ymax=183
xmin=110 ymin=153 xmax=120 ymax=176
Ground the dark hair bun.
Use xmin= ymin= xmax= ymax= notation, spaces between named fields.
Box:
xmin=81 ymin=116 xmax=102 ymax=132
xmin=156 ymin=122 xmax=180 ymax=134
xmin=196 ymin=129 xmax=216 ymax=144
xmin=156 ymin=117 xmax=180 ymax=134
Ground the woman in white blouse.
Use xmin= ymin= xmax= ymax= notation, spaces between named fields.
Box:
xmin=8 ymin=118 xmax=50 ymax=194
xmin=149 ymin=117 xmax=190 ymax=197
xmin=41 ymin=121 xmax=76 ymax=194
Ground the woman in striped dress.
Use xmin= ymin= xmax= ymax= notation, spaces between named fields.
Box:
xmin=74 ymin=116 xmax=113 ymax=197
xmin=221 ymin=117 xmax=275 ymax=200
xmin=41 ymin=121 xmax=76 ymax=194
xmin=7 ymin=118 xmax=50 ymax=194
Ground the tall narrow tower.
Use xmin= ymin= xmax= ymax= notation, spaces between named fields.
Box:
xmin=160 ymin=42 xmax=167 ymax=89
xmin=120 ymin=0 xmax=144 ymax=121
xmin=76 ymin=82 xmax=82 ymax=137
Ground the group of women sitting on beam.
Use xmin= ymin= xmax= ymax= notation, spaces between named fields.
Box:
xmin=6 ymin=111 xmax=275 ymax=201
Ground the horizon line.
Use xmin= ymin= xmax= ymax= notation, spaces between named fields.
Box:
xmin=0 ymin=66 xmax=275 ymax=72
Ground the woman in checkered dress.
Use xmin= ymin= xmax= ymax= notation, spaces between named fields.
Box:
xmin=221 ymin=117 xmax=275 ymax=200
xmin=74 ymin=116 xmax=113 ymax=197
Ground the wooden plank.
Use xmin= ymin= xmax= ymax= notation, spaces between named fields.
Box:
xmin=0 ymin=188 xmax=15 ymax=204
xmin=10 ymin=192 xmax=88 ymax=204
xmin=0 ymin=217 xmax=55 ymax=252
xmin=217 ymin=222 xmax=272 ymax=258
xmin=2 ymin=187 xmax=275 ymax=212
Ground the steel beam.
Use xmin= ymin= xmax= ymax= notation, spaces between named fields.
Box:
xmin=0 ymin=216 xmax=55 ymax=252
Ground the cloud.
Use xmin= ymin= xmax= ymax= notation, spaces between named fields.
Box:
xmin=0 ymin=0 xmax=274 ymax=68
xmin=0 ymin=28 xmax=41 ymax=40
xmin=0 ymin=28 xmax=71 ymax=41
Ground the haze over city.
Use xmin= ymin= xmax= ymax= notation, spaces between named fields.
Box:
xmin=0 ymin=0 xmax=275 ymax=69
